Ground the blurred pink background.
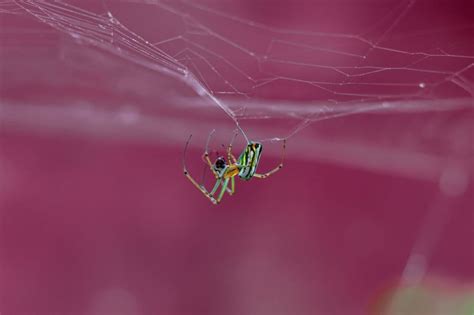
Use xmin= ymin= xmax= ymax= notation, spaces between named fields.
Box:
xmin=1 ymin=1 xmax=473 ymax=314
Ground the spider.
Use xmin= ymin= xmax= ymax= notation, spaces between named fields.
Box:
xmin=183 ymin=130 xmax=286 ymax=204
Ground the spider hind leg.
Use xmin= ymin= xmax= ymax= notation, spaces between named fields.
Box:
xmin=254 ymin=139 xmax=286 ymax=179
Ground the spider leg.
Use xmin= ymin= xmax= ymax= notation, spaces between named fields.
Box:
xmin=210 ymin=177 xmax=223 ymax=195
xmin=227 ymin=130 xmax=239 ymax=164
xmin=217 ymin=178 xmax=230 ymax=202
xmin=225 ymin=130 xmax=238 ymax=195
xmin=205 ymin=129 xmax=216 ymax=155
xmin=202 ymin=129 xmax=219 ymax=178
xmin=254 ymin=139 xmax=286 ymax=179
xmin=184 ymin=171 xmax=218 ymax=204
xmin=222 ymin=176 xmax=235 ymax=195
xmin=229 ymin=176 xmax=235 ymax=195
xmin=183 ymin=134 xmax=218 ymax=204
xmin=227 ymin=149 xmax=238 ymax=164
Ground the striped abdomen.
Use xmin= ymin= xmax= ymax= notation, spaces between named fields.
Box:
xmin=238 ymin=142 xmax=263 ymax=180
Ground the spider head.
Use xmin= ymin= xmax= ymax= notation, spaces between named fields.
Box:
xmin=213 ymin=156 xmax=227 ymax=171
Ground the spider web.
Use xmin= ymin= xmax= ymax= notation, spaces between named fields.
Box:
xmin=0 ymin=1 xmax=473 ymax=313
xmin=1 ymin=0 xmax=472 ymax=180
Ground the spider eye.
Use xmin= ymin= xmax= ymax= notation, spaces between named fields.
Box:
xmin=214 ymin=157 xmax=226 ymax=169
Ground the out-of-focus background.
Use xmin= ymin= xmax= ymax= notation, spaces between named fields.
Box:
xmin=0 ymin=1 xmax=473 ymax=314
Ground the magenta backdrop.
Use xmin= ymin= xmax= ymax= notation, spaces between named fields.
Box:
xmin=1 ymin=1 xmax=473 ymax=314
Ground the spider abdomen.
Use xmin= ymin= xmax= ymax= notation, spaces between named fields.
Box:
xmin=238 ymin=142 xmax=263 ymax=180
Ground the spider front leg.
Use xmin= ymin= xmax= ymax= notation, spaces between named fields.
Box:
xmin=183 ymin=134 xmax=218 ymax=204
xmin=227 ymin=130 xmax=239 ymax=164
xmin=254 ymin=139 xmax=286 ymax=179
xmin=183 ymin=169 xmax=218 ymax=204
xmin=202 ymin=129 xmax=219 ymax=178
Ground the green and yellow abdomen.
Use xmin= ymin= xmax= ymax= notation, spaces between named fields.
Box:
xmin=237 ymin=142 xmax=263 ymax=180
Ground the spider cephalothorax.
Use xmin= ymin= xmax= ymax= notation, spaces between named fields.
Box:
xmin=213 ymin=156 xmax=227 ymax=171
xmin=183 ymin=130 xmax=286 ymax=204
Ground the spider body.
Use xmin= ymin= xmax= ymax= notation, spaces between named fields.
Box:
xmin=183 ymin=131 xmax=285 ymax=204
xmin=237 ymin=142 xmax=263 ymax=180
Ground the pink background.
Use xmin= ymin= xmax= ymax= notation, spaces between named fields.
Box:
xmin=1 ymin=1 xmax=473 ymax=314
